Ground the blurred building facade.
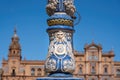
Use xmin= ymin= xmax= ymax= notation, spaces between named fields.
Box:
xmin=1 ymin=30 xmax=120 ymax=80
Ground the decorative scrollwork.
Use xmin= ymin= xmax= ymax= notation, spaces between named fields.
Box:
xmin=46 ymin=0 xmax=76 ymax=17
xmin=63 ymin=59 xmax=75 ymax=73
xmin=45 ymin=58 xmax=57 ymax=72
xmin=47 ymin=19 xmax=73 ymax=26
xmin=64 ymin=0 xmax=76 ymax=17
xmin=46 ymin=0 xmax=58 ymax=16
xmin=45 ymin=30 xmax=75 ymax=74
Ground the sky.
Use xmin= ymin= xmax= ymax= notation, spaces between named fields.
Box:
xmin=0 ymin=0 xmax=120 ymax=67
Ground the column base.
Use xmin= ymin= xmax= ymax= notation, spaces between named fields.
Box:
xmin=36 ymin=77 xmax=83 ymax=80
xmin=48 ymin=72 xmax=73 ymax=77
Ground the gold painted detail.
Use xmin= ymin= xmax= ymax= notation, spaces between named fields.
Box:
xmin=47 ymin=19 xmax=73 ymax=27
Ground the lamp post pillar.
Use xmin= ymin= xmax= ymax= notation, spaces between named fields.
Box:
xmin=45 ymin=0 xmax=76 ymax=77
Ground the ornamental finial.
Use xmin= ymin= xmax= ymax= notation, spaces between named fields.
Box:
xmin=13 ymin=26 xmax=18 ymax=38
xmin=46 ymin=0 xmax=76 ymax=17
xmin=14 ymin=27 xmax=17 ymax=35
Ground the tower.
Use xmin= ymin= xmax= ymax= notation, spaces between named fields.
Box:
xmin=8 ymin=28 xmax=22 ymax=76
xmin=45 ymin=0 xmax=76 ymax=77
xmin=8 ymin=28 xmax=21 ymax=60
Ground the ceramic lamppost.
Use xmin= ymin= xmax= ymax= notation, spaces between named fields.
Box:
xmin=45 ymin=0 xmax=76 ymax=77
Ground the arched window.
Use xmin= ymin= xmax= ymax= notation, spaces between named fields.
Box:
xmin=104 ymin=67 xmax=108 ymax=73
xmin=92 ymin=66 xmax=95 ymax=71
xmin=116 ymin=69 xmax=120 ymax=77
xmin=37 ymin=68 xmax=42 ymax=76
xmin=31 ymin=68 xmax=35 ymax=76
xmin=11 ymin=69 xmax=16 ymax=76
xmin=13 ymin=51 xmax=16 ymax=54
xmin=117 ymin=69 xmax=120 ymax=74
xmin=103 ymin=65 xmax=108 ymax=74
xmin=79 ymin=67 xmax=82 ymax=74
xmin=91 ymin=63 xmax=96 ymax=74
xmin=79 ymin=64 xmax=83 ymax=74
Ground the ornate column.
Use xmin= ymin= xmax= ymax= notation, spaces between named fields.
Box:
xmin=45 ymin=0 xmax=76 ymax=77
